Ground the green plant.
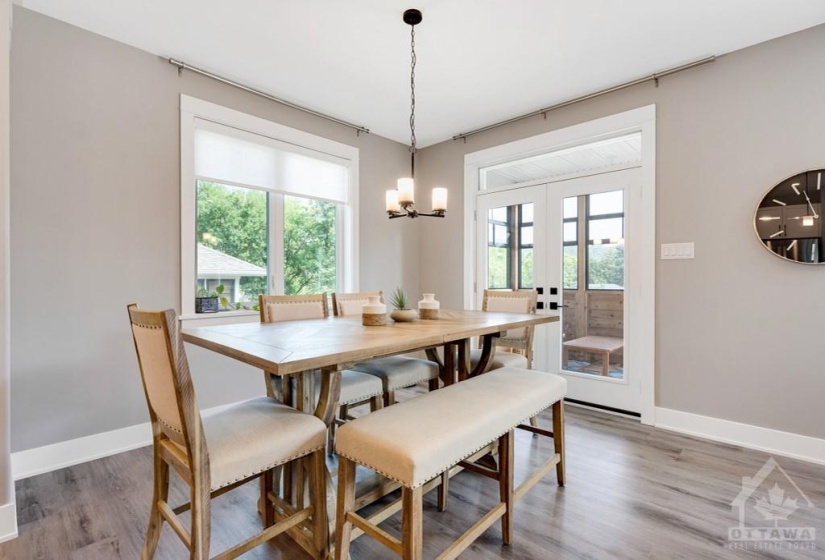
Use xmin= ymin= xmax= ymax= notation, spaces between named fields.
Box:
xmin=196 ymin=283 xmax=229 ymax=309
xmin=390 ymin=287 xmax=409 ymax=310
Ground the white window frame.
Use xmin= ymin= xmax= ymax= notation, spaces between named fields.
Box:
xmin=463 ymin=105 xmax=656 ymax=425
xmin=180 ymin=95 xmax=359 ymax=323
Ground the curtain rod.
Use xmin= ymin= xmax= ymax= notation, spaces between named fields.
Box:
xmin=452 ymin=56 xmax=716 ymax=142
xmin=168 ymin=58 xmax=371 ymax=136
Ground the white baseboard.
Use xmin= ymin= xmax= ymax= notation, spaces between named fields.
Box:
xmin=11 ymin=399 xmax=248 ymax=481
xmin=655 ymin=407 xmax=825 ymax=466
xmin=0 ymin=502 xmax=17 ymax=543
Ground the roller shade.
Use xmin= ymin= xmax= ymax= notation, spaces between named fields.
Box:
xmin=194 ymin=119 xmax=349 ymax=203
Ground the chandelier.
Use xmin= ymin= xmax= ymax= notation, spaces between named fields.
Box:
xmin=386 ymin=9 xmax=447 ymax=219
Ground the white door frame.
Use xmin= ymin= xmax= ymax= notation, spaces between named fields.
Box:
xmin=463 ymin=105 xmax=656 ymax=425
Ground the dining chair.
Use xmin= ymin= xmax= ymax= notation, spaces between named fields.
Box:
xmin=332 ymin=291 xmax=440 ymax=406
xmin=472 ymin=289 xmax=538 ymax=372
xmin=258 ymin=294 xmax=384 ymax=454
xmin=127 ymin=304 xmax=328 ymax=560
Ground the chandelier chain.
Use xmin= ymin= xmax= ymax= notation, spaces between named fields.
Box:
xmin=409 ymin=24 xmax=416 ymax=155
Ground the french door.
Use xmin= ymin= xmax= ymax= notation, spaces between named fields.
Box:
xmin=476 ymin=169 xmax=643 ymax=414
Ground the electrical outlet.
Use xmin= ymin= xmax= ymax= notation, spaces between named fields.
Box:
xmin=661 ymin=242 xmax=694 ymax=260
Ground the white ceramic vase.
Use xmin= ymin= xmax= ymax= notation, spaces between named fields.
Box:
xmin=418 ymin=293 xmax=440 ymax=320
xmin=362 ymin=296 xmax=387 ymax=326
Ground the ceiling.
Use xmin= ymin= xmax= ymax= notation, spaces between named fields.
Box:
xmin=17 ymin=0 xmax=825 ymax=147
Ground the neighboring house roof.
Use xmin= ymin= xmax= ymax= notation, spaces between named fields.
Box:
xmin=197 ymin=244 xmax=266 ymax=277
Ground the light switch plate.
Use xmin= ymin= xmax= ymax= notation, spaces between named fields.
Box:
xmin=661 ymin=242 xmax=695 ymax=259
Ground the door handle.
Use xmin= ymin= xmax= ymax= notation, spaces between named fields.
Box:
xmin=549 ymin=302 xmax=570 ymax=310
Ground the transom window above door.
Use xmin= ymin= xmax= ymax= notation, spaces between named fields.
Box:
xmin=479 ymin=132 xmax=641 ymax=190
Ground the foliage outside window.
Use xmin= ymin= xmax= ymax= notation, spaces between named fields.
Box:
xmin=196 ymin=181 xmax=338 ymax=308
xmin=586 ymin=190 xmax=624 ymax=290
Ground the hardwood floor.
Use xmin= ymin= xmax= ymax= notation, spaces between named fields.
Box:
xmin=1 ymin=400 xmax=823 ymax=559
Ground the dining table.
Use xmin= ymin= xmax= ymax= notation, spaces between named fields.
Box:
xmin=181 ymin=308 xmax=558 ymax=553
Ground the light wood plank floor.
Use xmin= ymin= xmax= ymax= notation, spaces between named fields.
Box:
xmin=1 ymin=401 xmax=823 ymax=559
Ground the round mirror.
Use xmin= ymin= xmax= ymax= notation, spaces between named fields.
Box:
xmin=755 ymin=169 xmax=824 ymax=264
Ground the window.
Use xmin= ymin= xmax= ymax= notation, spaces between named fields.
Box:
xmin=181 ymin=96 xmax=358 ymax=316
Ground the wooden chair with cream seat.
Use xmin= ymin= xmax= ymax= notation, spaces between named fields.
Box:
xmin=127 ymin=304 xmax=328 ymax=560
xmin=258 ymin=294 xmax=385 ymax=453
xmin=332 ymin=291 xmax=441 ymax=406
xmin=471 ymin=289 xmax=538 ymax=372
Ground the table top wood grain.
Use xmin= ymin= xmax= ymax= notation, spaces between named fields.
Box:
xmin=182 ymin=309 xmax=558 ymax=375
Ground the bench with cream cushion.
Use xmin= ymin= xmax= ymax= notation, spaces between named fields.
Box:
xmin=334 ymin=367 xmax=567 ymax=560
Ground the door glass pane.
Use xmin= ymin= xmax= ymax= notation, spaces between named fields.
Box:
xmin=196 ymin=180 xmax=268 ymax=308
xmin=562 ymin=190 xmax=625 ymax=380
xmin=519 ymin=248 xmax=533 ymax=288
xmin=487 ymin=205 xmax=511 ymax=289
xmin=284 ymin=195 xmax=338 ymax=295
xmin=589 ymin=190 xmax=623 ymax=216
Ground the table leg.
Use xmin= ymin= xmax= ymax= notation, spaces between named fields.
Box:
xmin=457 ymin=339 xmax=472 ymax=382
xmin=602 ymin=351 xmax=610 ymax=376
xmin=442 ymin=342 xmax=457 ymax=386
xmin=469 ymin=334 xmax=498 ymax=378
xmin=314 ymin=366 xmax=342 ymax=426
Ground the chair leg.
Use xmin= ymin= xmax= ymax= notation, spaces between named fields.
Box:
xmin=335 ymin=457 xmax=357 ymax=560
xmin=188 ymin=476 xmax=211 ymax=560
xmin=402 ymin=486 xmax=424 ymax=560
xmin=370 ymin=394 xmax=383 ymax=412
xmin=552 ymin=400 xmax=566 ymax=486
xmin=498 ymin=431 xmax=515 ymax=546
xmin=384 ymin=390 xmax=397 ymax=407
xmin=310 ymin=450 xmax=329 ymax=560
xmin=437 ymin=470 xmax=449 ymax=512
xmin=262 ymin=469 xmax=275 ymax=528
xmin=141 ymin=445 xmax=169 ymax=560
xmin=428 ymin=377 xmax=440 ymax=392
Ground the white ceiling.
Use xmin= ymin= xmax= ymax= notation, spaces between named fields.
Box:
xmin=17 ymin=0 xmax=825 ymax=147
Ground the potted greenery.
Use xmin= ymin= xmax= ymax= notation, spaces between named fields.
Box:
xmin=389 ymin=287 xmax=419 ymax=322
xmin=196 ymin=284 xmax=229 ymax=313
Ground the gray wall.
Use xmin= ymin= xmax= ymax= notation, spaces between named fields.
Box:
xmin=417 ymin=24 xmax=825 ymax=439
xmin=10 ymin=7 xmax=418 ymax=452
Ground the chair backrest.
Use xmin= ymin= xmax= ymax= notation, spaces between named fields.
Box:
xmin=259 ymin=293 xmax=329 ymax=323
xmin=127 ymin=305 xmax=203 ymax=451
xmin=331 ymin=291 xmax=383 ymax=317
xmin=481 ymin=289 xmax=538 ymax=349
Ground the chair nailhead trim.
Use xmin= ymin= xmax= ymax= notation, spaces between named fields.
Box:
xmin=337 ymin=399 xmax=561 ymax=489
xmin=211 ymin=444 xmax=326 ymax=490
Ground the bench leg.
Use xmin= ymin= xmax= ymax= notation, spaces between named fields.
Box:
xmin=402 ymin=486 xmax=424 ymax=560
xmin=335 ymin=457 xmax=357 ymax=560
xmin=552 ymin=400 xmax=566 ymax=486
xmin=498 ymin=430 xmax=515 ymax=546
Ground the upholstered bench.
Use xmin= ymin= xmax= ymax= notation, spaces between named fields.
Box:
xmin=334 ymin=367 xmax=567 ymax=560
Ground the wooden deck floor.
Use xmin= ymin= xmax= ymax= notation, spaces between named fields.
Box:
xmin=1 ymin=401 xmax=823 ymax=559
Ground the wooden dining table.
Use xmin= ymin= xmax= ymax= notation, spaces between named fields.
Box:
xmin=182 ymin=308 xmax=558 ymax=424
xmin=181 ymin=308 xmax=557 ymax=554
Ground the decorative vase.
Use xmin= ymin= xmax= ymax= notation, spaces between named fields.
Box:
xmin=418 ymin=293 xmax=440 ymax=320
xmin=362 ymin=296 xmax=387 ymax=326
xmin=390 ymin=309 xmax=419 ymax=322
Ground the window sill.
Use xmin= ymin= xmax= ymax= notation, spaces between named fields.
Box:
xmin=179 ymin=309 xmax=259 ymax=327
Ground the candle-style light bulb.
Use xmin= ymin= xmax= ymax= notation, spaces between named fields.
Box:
xmin=397 ymin=178 xmax=415 ymax=204
xmin=432 ymin=187 xmax=448 ymax=211
xmin=386 ymin=190 xmax=400 ymax=212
